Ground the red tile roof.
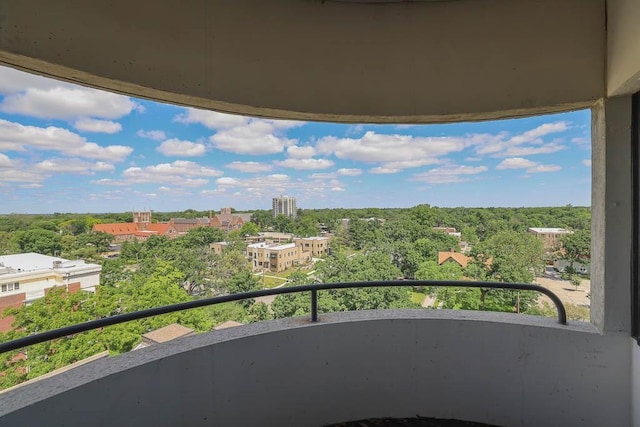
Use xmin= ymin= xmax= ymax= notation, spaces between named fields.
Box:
xmin=146 ymin=223 xmax=172 ymax=234
xmin=438 ymin=251 xmax=471 ymax=268
xmin=93 ymin=223 xmax=139 ymax=235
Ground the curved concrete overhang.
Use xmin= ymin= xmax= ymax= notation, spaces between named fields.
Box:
xmin=0 ymin=310 xmax=630 ymax=426
xmin=0 ymin=0 xmax=604 ymax=123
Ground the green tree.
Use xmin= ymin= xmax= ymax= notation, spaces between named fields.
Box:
xmin=561 ymin=229 xmax=591 ymax=265
xmin=239 ymin=222 xmax=259 ymax=237
xmin=227 ymin=270 xmax=261 ymax=308
xmin=181 ymin=227 xmax=225 ymax=248
xmin=11 ymin=229 xmax=62 ymax=255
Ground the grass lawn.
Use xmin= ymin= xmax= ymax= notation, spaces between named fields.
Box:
xmin=410 ymin=292 xmax=426 ymax=305
xmin=254 ymin=273 xmax=288 ymax=288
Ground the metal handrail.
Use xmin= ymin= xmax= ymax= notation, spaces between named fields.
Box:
xmin=0 ymin=280 xmax=567 ymax=354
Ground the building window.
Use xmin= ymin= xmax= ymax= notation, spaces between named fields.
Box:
xmin=1 ymin=282 xmax=19 ymax=292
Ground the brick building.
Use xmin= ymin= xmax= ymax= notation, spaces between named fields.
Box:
xmin=0 ymin=253 xmax=102 ymax=332
xmin=527 ymin=227 xmax=573 ymax=251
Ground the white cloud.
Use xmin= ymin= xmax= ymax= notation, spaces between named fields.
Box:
xmin=157 ymin=138 xmax=207 ymax=157
xmin=137 ymin=129 xmax=167 ymax=141
xmin=19 ymin=183 xmax=44 ymax=189
xmin=201 ymin=188 xmax=227 ymax=196
xmin=175 ymin=107 xmax=303 ymax=131
xmin=331 ymin=187 xmax=346 ymax=192
xmin=287 ymin=145 xmax=316 ymax=159
xmin=175 ymin=108 xmax=249 ymax=129
xmin=475 ymin=121 xmax=570 ymax=157
xmin=216 ymin=174 xmax=291 ymax=193
xmin=275 ymin=158 xmax=334 ymax=170
xmin=226 ymin=161 xmax=273 ymax=173
xmin=317 ymin=132 xmax=466 ymax=166
xmin=496 ymin=157 xmax=561 ymax=173
xmin=93 ymin=160 xmax=223 ymax=187
xmin=370 ymin=167 xmax=400 ymax=174
xmin=0 ymin=168 xmax=46 ymax=183
xmin=158 ymin=186 xmax=172 ymax=192
xmin=0 ymin=153 xmax=18 ymax=168
xmin=0 ymin=66 xmax=63 ymax=93
xmin=336 ymin=168 xmax=362 ymax=176
xmin=582 ymin=159 xmax=592 ymax=167
xmin=74 ymin=118 xmax=122 ymax=134
xmin=0 ymin=119 xmax=133 ymax=161
xmin=1 ymin=86 xmax=139 ymax=121
xmin=310 ymin=172 xmax=336 ymax=179
xmin=572 ymin=137 xmax=590 ymax=145
xmin=94 ymin=162 xmax=115 ymax=172
xmin=175 ymin=107 xmax=304 ymax=156
xmin=34 ymin=159 xmax=115 ymax=174
xmin=412 ymin=165 xmax=488 ymax=184
xmin=210 ymin=120 xmax=297 ymax=155
xmin=526 ymin=164 xmax=562 ymax=173
xmin=496 ymin=158 xmax=538 ymax=170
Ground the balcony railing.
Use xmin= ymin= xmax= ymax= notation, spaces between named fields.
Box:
xmin=0 ymin=280 xmax=566 ymax=354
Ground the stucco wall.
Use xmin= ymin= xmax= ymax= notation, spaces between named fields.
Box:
xmin=607 ymin=0 xmax=640 ymax=96
xmin=0 ymin=0 xmax=604 ymax=123
xmin=0 ymin=311 xmax=630 ymax=427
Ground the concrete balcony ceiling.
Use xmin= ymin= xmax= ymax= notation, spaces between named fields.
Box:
xmin=0 ymin=0 xmax=625 ymax=123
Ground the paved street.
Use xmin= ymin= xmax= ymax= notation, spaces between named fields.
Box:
xmin=534 ymin=277 xmax=591 ymax=307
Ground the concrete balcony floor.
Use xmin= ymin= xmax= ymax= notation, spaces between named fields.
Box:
xmin=327 ymin=417 xmax=497 ymax=426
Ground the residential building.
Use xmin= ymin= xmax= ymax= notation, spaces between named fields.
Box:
xmin=0 ymin=253 xmax=102 ymax=332
xmin=272 ymin=196 xmax=297 ymax=218
xmin=211 ymin=207 xmax=247 ymax=232
xmin=527 ymin=227 xmax=573 ymax=251
xmin=553 ymin=258 xmax=590 ymax=275
xmin=246 ymin=242 xmax=311 ymax=272
xmin=247 ymin=232 xmax=295 ymax=244
xmin=293 ymin=236 xmax=330 ymax=257
xmin=458 ymin=241 xmax=473 ymax=254
xmin=433 ymin=227 xmax=462 ymax=240
xmin=437 ymin=251 xmax=471 ymax=269
xmin=210 ymin=242 xmax=229 ymax=255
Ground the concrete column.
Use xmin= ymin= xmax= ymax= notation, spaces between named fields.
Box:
xmin=591 ymin=96 xmax=632 ymax=332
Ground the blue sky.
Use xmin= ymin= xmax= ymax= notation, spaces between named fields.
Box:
xmin=0 ymin=65 xmax=591 ymax=214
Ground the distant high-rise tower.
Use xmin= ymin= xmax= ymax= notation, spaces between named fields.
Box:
xmin=272 ymin=196 xmax=297 ymax=218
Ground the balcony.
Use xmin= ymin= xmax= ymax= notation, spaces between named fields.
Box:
xmin=0 ymin=307 xmax=628 ymax=426
xmin=0 ymin=281 xmax=627 ymax=426
xmin=0 ymin=0 xmax=638 ymax=425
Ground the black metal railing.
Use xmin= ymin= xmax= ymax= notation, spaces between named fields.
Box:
xmin=0 ymin=280 xmax=567 ymax=354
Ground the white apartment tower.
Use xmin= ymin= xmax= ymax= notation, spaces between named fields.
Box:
xmin=272 ymin=196 xmax=297 ymax=218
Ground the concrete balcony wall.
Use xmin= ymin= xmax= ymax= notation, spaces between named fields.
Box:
xmin=633 ymin=341 xmax=640 ymax=424
xmin=0 ymin=310 xmax=630 ymax=427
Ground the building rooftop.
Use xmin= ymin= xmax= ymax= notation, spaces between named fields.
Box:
xmin=92 ymin=223 xmax=139 ymax=235
xmin=141 ymin=323 xmax=194 ymax=344
xmin=214 ymin=320 xmax=243 ymax=330
xmin=437 ymin=252 xmax=471 ymax=269
xmin=528 ymin=227 xmax=573 ymax=234
xmin=0 ymin=253 xmax=100 ymax=275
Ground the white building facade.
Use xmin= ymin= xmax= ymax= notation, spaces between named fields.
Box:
xmin=0 ymin=253 xmax=102 ymax=306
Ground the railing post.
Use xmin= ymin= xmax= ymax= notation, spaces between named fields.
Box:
xmin=311 ymin=289 xmax=318 ymax=322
